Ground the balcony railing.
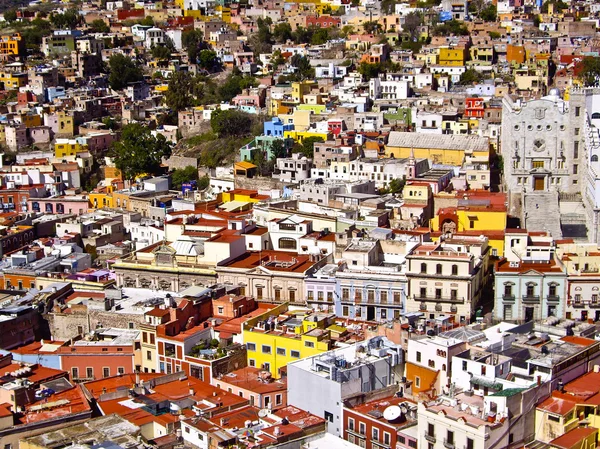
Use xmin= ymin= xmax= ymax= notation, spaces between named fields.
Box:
xmin=572 ymin=301 xmax=585 ymax=308
xmin=502 ymin=294 xmax=516 ymax=302
xmin=413 ymin=295 xmax=464 ymax=304
xmin=425 ymin=433 xmax=436 ymax=443
xmin=444 ymin=440 xmax=455 ymax=449
xmin=522 ymin=295 xmax=540 ymax=304
xmin=546 ymin=295 xmax=560 ymax=303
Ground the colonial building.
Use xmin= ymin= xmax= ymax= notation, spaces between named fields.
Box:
xmin=405 ymin=236 xmax=491 ymax=322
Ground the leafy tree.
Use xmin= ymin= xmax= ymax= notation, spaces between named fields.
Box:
xmin=533 ymin=15 xmax=541 ymax=28
xmin=387 ymin=177 xmax=405 ymax=194
xmin=183 ymin=29 xmax=203 ymax=62
xmin=291 ymin=26 xmax=314 ymax=44
xmin=270 ymin=139 xmax=288 ymax=160
xmin=218 ymin=73 xmax=257 ymax=102
xmin=140 ymin=16 xmax=154 ymax=26
xmin=90 ymin=19 xmax=110 ymax=33
xmin=363 ymin=21 xmax=382 ymax=34
xmin=198 ymin=49 xmax=218 ymax=71
xmin=210 ymin=109 xmax=253 ymax=137
xmin=165 ymin=71 xmax=195 ymax=111
xmin=198 ymin=175 xmax=210 ymax=190
xmin=480 ymin=4 xmax=497 ymax=21
xmin=151 ymin=45 xmax=171 ymax=60
xmin=541 ymin=0 xmax=568 ymax=13
xmin=311 ymin=27 xmax=330 ymax=45
xmin=432 ymin=20 xmax=469 ymax=36
xmin=341 ymin=25 xmax=355 ymax=37
xmin=578 ymin=57 xmax=600 ymax=87
xmin=111 ymin=124 xmax=173 ymax=181
xmin=171 ymin=166 xmax=199 ymax=190
xmin=358 ymin=62 xmax=384 ymax=80
xmin=458 ymin=68 xmax=484 ymax=85
xmin=273 ymin=22 xmax=292 ymax=43
xmin=290 ymin=54 xmax=314 ymax=80
xmin=488 ymin=31 xmax=501 ymax=39
xmin=381 ymin=0 xmax=395 ymax=14
xmin=50 ymin=9 xmax=80 ymax=29
xmin=402 ymin=12 xmax=422 ymax=40
xmin=108 ymin=54 xmax=143 ymax=90
xmin=4 ymin=8 xmax=17 ymax=23
xmin=294 ymin=136 xmax=324 ymax=158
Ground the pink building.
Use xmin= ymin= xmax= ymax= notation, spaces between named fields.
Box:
xmin=212 ymin=366 xmax=287 ymax=410
xmin=28 ymin=195 xmax=89 ymax=214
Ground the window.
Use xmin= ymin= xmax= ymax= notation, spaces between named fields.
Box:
xmin=451 ymin=265 xmax=458 ymax=275
xmin=102 ymin=367 xmax=110 ymax=378
xmin=574 ymin=141 xmax=579 ymax=158
xmin=446 ymin=431 xmax=454 ymax=445
xmin=532 ymin=160 xmax=544 ymax=169
xmin=279 ymin=237 xmax=297 ymax=250
xmin=262 ymin=345 xmax=272 ymax=354
xmin=372 ymin=428 xmax=379 ymax=442
xmin=249 ymin=359 xmax=256 ymax=367
xmin=470 ymin=220 xmax=475 ymax=229
xmin=247 ymin=343 xmax=256 ymax=351
xmin=276 ymin=347 xmax=286 ymax=356
xmin=150 ymin=334 xmax=155 ymax=344
xmin=574 ymin=164 xmax=578 ymax=175
xmin=416 ymin=351 xmax=421 ymax=362
xmin=504 ymin=305 xmax=512 ymax=320
xmin=428 ymin=359 xmax=435 ymax=368
xmin=256 ymin=287 xmax=263 ymax=300
xmin=291 ymin=350 xmax=300 ymax=358
xmin=276 ymin=394 xmax=282 ymax=405
xmin=420 ymin=263 xmax=427 ymax=274
xmin=415 ymin=376 xmax=420 ymax=388
xmin=342 ymin=288 xmax=349 ymax=299
xmin=436 ymin=264 xmax=442 ymax=275
xmin=368 ymin=290 xmax=375 ymax=302
xmin=142 ymin=332 xmax=148 ymax=343
xmin=384 ymin=433 xmax=391 ymax=446
xmin=343 ymin=305 xmax=349 ymax=316
xmin=359 ymin=422 xmax=366 ymax=435
xmin=86 ymin=367 xmax=93 ymax=379
xmin=72 ymin=367 xmax=78 ymax=379
xmin=325 ymin=411 xmax=334 ymax=423
xmin=147 ymin=350 xmax=152 ymax=360
xmin=575 ymin=127 xmax=580 ymax=136
xmin=549 ymin=285 xmax=556 ymax=296
xmin=504 ymin=284 xmax=513 ymax=296
xmin=305 ymin=341 xmax=315 ymax=348
xmin=427 ymin=423 xmax=434 ymax=438
xmin=576 ymin=107 xmax=581 ymax=117
xmin=467 ymin=438 xmax=474 ymax=449
xmin=463 ymin=360 xmax=467 ymax=371
xmin=380 ymin=291 xmax=387 ymax=303
xmin=218 ymin=306 xmax=224 ymax=315
xmin=317 ymin=291 xmax=323 ymax=301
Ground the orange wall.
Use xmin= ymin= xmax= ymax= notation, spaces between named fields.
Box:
xmin=406 ymin=361 xmax=439 ymax=395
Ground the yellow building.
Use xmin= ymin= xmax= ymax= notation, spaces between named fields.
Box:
xmin=439 ymin=48 xmax=466 ymax=66
xmin=0 ymin=33 xmax=24 ymax=59
xmin=89 ymin=183 xmax=117 ymax=209
xmin=220 ymin=189 xmax=268 ymax=204
xmin=284 ymin=129 xmax=329 ymax=144
xmin=19 ymin=113 xmax=42 ymax=128
xmin=0 ymin=71 xmax=27 ymax=89
xmin=292 ymin=81 xmax=317 ymax=103
xmin=415 ymin=53 xmax=439 ymax=65
xmin=54 ymin=139 xmax=88 ymax=158
xmin=385 ymin=132 xmax=489 ymax=165
xmin=243 ymin=303 xmax=336 ymax=378
xmin=57 ymin=111 xmax=75 ymax=136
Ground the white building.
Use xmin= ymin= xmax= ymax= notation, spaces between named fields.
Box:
xmin=144 ymin=27 xmax=165 ymax=49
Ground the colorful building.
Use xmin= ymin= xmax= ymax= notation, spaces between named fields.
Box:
xmin=54 ymin=139 xmax=89 ymax=158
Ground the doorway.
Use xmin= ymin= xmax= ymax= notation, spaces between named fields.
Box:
xmin=367 ymin=306 xmax=375 ymax=321
xmin=534 ymin=177 xmax=544 ymax=191
xmin=525 ymin=307 xmax=534 ymax=322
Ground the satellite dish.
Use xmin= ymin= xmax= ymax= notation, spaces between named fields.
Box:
xmin=258 ymin=409 xmax=269 ymax=418
xmin=383 ymin=405 xmax=401 ymax=421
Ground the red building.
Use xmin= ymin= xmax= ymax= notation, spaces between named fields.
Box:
xmin=117 ymin=9 xmax=145 ymax=21
xmin=465 ymin=97 xmax=485 ymax=118
xmin=58 ymin=329 xmax=139 ymax=381
xmin=343 ymin=396 xmax=418 ymax=449
xmin=306 ymin=15 xmax=341 ymax=28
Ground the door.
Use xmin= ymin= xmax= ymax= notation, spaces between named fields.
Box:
xmin=367 ymin=306 xmax=375 ymax=321
xmin=525 ymin=307 xmax=534 ymax=322
xmin=534 ymin=177 xmax=545 ymax=191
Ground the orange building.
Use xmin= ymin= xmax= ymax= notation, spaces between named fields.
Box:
xmin=405 ymin=362 xmax=439 ymax=396
xmin=506 ymin=44 xmax=526 ymax=64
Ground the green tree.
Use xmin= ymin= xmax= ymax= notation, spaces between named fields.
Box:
xmin=292 ymin=26 xmax=314 ymax=44
xmin=273 ymin=22 xmax=292 ymax=43
xmin=480 ymin=4 xmax=497 ymax=21
xmin=290 ymin=54 xmax=314 ymax=80
xmin=210 ymin=109 xmax=253 ymax=137
xmin=108 ymin=54 xmax=143 ymax=90
xmin=488 ymin=31 xmax=501 ymax=39
xmin=151 ymin=45 xmax=171 ymax=60
xmin=90 ymin=19 xmax=110 ymax=33
xmin=341 ymin=25 xmax=355 ymax=37
xmin=388 ymin=177 xmax=405 ymax=194
xmin=270 ymin=139 xmax=288 ymax=160
xmin=165 ymin=71 xmax=195 ymax=112
xmin=198 ymin=49 xmax=218 ymax=71
xmin=295 ymin=136 xmax=324 ymax=158
xmin=432 ymin=20 xmax=469 ymax=36
xmin=50 ymin=9 xmax=80 ymax=29
xmin=459 ymin=68 xmax=484 ymax=85
xmin=579 ymin=57 xmax=600 ymax=87
xmin=311 ymin=27 xmax=330 ymax=45
xmin=541 ymin=0 xmax=568 ymax=13
xmin=183 ymin=29 xmax=203 ymax=63
xmin=4 ymin=8 xmax=17 ymax=23
xmin=358 ymin=62 xmax=384 ymax=80
xmin=111 ymin=124 xmax=173 ymax=181
xmin=363 ymin=21 xmax=382 ymax=34
xmin=533 ymin=15 xmax=541 ymax=27
xmin=198 ymin=175 xmax=210 ymax=190
xmin=403 ymin=12 xmax=422 ymax=39
xmin=171 ymin=166 xmax=199 ymax=189
xmin=140 ymin=16 xmax=154 ymax=26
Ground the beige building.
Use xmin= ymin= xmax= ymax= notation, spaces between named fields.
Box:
xmin=405 ymin=236 xmax=491 ymax=321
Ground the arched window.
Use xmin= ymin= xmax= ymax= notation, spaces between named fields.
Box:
xmin=592 ymin=155 xmax=599 ymax=162
xmin=451 ymin=265 xmax=458 ymax=276
xmin=592 ymin=112 xmax=600 ymax=119
xmin=436 ymin=264 xmax=443 ymax=275
xmin=420 ymin=263 xmax=427 ymax=274
xmin=279 ymin=237 xmax=297 ymax=250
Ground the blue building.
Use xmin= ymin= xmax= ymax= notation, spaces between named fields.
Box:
xmin=264 ymin=117 xmax=294 ymax=137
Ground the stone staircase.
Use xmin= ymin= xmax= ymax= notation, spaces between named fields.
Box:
xmin=523 ymin=192 xmax=562 ymax=238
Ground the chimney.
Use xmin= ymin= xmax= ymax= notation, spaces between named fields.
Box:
xmin=189 ymin=388 xmax=195 ymax=396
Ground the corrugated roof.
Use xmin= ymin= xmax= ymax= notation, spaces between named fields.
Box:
xmin=387 ymin=131 xmax=489 ymax=152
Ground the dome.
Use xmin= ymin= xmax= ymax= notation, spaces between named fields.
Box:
xmin=549 ymin=87 xmax=561 ymax=97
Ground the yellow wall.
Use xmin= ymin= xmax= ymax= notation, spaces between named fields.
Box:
xmin=439 ymin=48 xmax=466 ymax=66
xmin=57 ymin=112 xmax=75 ymax=136
xmin=220 ymin=191 xmax=261 ymax=203
xmin=284 ymin=130 xmax=329 ymax=143
xmin=20 ymin=114 xmax=42 ymax=128
xmin=55 ymin=141 xmax=88 ymax=158
xmin=89 ymin=192 xmax=114 ymax=209
xmin=0 ymin=72 xmax=27 ymax=89
xmin=385 ymin=146 xmax=488 ymax=166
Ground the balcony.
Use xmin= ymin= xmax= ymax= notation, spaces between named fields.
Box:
xmin=444 ymin=440 xmax=455 ymax=449
xmin=413 ymin=295 xmax=464 ymax=304
xmin=546 ymin=295 xmax=560 ymax=303
xmin=522 ymin=295 xmax=540 ymax=304
xmin=590 ymin=301 xmax=600 ymax=308
xmin=502 ymin=294 xmax=516 ymax=302
xmin=424 ymin=433 xmax=436 ymax=443
xmin=572 ymin=301 xmax=585 ymax=308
